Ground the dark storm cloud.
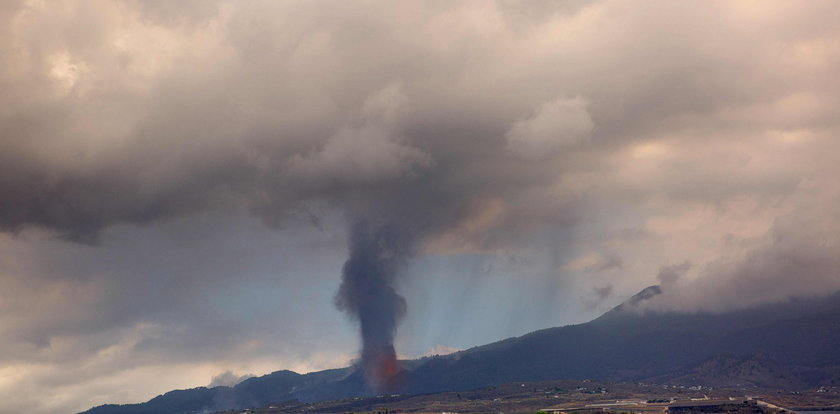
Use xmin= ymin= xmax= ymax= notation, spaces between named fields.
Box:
xmin=3 ymin=0 xmax=835 ymax=244
xmin=0 ymin=0 xmax=591 ymax=390
xmin=0 ymin=4 xmax=570 ymax=246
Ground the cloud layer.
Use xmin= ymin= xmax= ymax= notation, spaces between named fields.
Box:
xmin=1 ymin=1 xmax=840 ymax=413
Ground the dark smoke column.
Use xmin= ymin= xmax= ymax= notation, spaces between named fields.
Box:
xmin=334 ymin=219 xmax=413 ymax=391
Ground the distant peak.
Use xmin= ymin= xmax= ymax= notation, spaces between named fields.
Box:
xmin=628 ymin=285 xmax=662 ymax=305
xmin=597 ymin=285 xmax=662 ymax=320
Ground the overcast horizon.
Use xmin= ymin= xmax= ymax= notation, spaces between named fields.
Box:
xmin=2 ymin=1 xmax=840 ymax=413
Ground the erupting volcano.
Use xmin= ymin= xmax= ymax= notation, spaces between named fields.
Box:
xmin=335 ymin=220 xmax=414 ymax=391
xmin=363 ymin=343 xmax=403 ymax=391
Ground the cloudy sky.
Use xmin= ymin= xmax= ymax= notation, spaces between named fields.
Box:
xmin=2 ymin=1 xmax=840 ymax=413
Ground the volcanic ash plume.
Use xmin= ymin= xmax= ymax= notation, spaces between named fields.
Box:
xmin=334 ymin=220 xmax=413 ymax=390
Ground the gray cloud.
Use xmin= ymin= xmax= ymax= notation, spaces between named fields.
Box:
xmin=656 ymin=261 xmax=691 ymax=285
xmin=506 ymin=97 xmax=593 ymax=159
xmin=584 ymin=284 xmax=614 ymax=311
xmin=647 ymin=178 xmax=840 ymax=312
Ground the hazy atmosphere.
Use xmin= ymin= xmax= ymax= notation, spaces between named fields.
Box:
xmin=1 ymin=1 xmax=840 ymax=413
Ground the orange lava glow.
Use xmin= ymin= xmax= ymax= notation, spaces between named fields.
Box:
xmin=367 ymin=353 xmax=403 ymax=391
xmin=381 ymin=357 xmax=400 ymax=380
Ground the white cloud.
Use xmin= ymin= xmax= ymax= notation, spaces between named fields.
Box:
xmin=208 ymin=370 xmax=255 ymax=387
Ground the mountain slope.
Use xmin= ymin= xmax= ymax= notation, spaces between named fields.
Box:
xmin=396 ymin=287 xmax=840 ymax=394
xmin=80 ymin=287 xmax=840 ymax=414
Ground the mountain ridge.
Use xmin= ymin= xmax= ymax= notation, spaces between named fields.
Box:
xmin=80 ymin=286 xmax=840 ymax=414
